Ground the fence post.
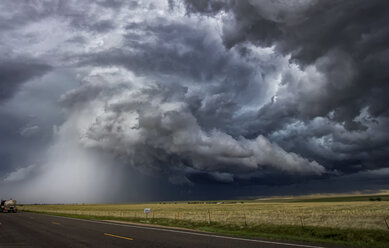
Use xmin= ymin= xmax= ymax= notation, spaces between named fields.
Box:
xmin=208 ymin=210 xmax=211 ymax=224
xmin=244 ymin=212 xmax=247 ymax=226
xmin=384 ymin=217 xmax=389 ymax=230
xmin=299 ymin=216 xmax=304 ymax=228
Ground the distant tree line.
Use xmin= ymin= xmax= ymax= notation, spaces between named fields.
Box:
xmin=369 ymin=197 xmax=382 ymax=201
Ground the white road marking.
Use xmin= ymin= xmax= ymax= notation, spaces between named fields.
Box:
xmin=27 ymin=212 xmax=325 ymax=248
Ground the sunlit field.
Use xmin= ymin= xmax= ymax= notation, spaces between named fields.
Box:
xmin=21 ymin=200 xmax=389 ymax=230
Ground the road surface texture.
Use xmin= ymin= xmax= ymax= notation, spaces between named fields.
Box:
xmin=0 ymin=212 xmax=339 ymax=248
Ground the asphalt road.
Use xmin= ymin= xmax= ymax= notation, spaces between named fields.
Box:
xmin=0 ymin=212 xmax=336 ymax=248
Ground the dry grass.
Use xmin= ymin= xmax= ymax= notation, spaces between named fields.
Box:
xmin=21 ymin=201 xmax=389 ymax=230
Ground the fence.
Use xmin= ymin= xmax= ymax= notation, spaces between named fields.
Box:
xmin=22 ymin=207 xmax=389 ymax=231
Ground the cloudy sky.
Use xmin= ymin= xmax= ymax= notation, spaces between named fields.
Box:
xmin=0 ymin=0 xmax=388 ymax=203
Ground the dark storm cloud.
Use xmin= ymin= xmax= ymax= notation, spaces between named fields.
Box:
xmin=184 ymin=0 xmax=389 ymax=120
xmin=0 ymin=58 xmax=51 ymax=101
xmin=0 ymin=0 xmax=146 ymax=202
xmin=0 ymin=0 xmax=123 ymax=38
xmin=65 ymin=80 xmax=324 ymax=184
xmin=183 ymin=0 xmax=389 ymax=178
xmin=63 ymin=10 xmax=326 ymax=183
xmin=57 ymin=0 xmax=389 ymax=187
xmin=1 ymin=0 xmax=389 ymax=203
xmin=0 ymin=69 xmax=77 ymax=183
xmin=84 ymin=20 xmax=273 ymax=109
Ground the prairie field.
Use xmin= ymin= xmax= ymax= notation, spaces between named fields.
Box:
xmin=21 ymin=200 xmax=389 ymax=231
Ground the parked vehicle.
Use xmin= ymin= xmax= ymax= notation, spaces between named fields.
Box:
xmin=0 ymin=199 xmax=17 ymax=213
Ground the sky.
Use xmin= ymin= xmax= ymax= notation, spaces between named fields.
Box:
xmin=0 ymin=0 xmax=389 ymax=203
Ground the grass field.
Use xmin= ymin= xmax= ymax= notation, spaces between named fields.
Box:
xmin=21 ymin=199 xmax=389 ymax=230
xmin=20 ymin=194 xmax=389 ymax=248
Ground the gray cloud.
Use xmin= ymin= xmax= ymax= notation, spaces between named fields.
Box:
xmin=186 ymin=0 xmax=389 ymax=121
xmin=0 ymin=57 xmax=51 ymax=101
xmin=60 ymin=7 xmax=326 ymax=183
xmin=64 ymin=81 xmax=324 ymax=183
xmin=1 ymin=0 xmax=388 ymax=203
xmin=183 ymin=0 xmax=389 ymax=177
xmin=20 ymin=125 xmax=40 ymax=138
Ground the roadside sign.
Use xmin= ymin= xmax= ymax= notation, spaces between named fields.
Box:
xmin=144 ymin=208 xmax=151 ymax=214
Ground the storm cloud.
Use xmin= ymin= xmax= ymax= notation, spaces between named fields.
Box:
xmin=184 ymin=0 xmax=389 ymax=172
xmin=0 ymin=57 xmax=51 ymax=101
xmin=0 ymin=0 xmax=388 ymax=203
